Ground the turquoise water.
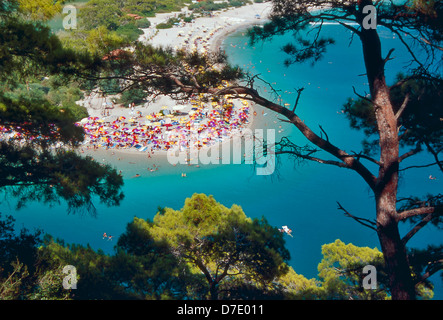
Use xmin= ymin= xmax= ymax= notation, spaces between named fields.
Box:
xmin=1 ymin=24 xmax=442 ymax=298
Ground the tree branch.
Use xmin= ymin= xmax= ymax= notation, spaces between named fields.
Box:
xmin=211 ymin=85 xmax=378 ymax=190
xmin=383 ymin=48 xmax=396 ymax=66
xmin=292 ymin=87 xmax=304 ymax=112
xmin=401 ymin=212 xmax=434 ymax=245
xmin=399 ymin=161 xmax=442 ymax=172
xmin=276 ymin=150 xmax=350 ymax=168
xmin=395 ymin=92 xmax=410 ymax=120
xmin=398 ymin=143 xmax=422 ymax=163
xmin=397 ymin=206 xmax=435 ymax=222
xmin=424 ymin=141 xmax=443 ymax=173
xmin=337 ymin=202 xmax=377 ymax=231
xmin=417 ymin=258 xmax=443 ymax=284
xmin=318 ymin=125 xmax=329 ymax=143
xmin=346 ymin=151 xmax=381 ymax=166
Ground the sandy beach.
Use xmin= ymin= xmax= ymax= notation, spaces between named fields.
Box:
xmin=78 ymin=2 xmax=276 ymax=176
xmin=139 ymin=2 xmax=272 ymax=52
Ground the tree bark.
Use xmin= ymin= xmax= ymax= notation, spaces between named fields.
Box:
xmin=194 ymin=257 xmax=221 ymax=300
xmin=358 ymin=0 xmax=416 ymax=300
xmin=209 ymin=282 xmax=219 ymax=300
xmin=376 ymin=210 xmax=416 ymax=299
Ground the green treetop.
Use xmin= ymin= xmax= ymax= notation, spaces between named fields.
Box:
xmin=118 ymin=193 xmax=291 ymax=300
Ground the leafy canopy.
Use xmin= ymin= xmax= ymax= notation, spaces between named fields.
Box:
xmin=118 ymin=193 xmax=291 ymax=299
xmin=0 ymin=0 xmax=124 ymax=213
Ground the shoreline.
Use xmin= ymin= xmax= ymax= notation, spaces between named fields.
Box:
xmin=141 ymin=2 xmax=272 ymax=52
xmin=83 ymin=104 xmax=280 ymax=180
xmin=209 ymin=18 xmax=268 ymax=54
xmin=80 ymin=2 xmax=275 ymax=174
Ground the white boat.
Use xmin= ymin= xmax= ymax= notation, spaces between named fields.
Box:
xmin=279 ymin=225 xmax=293 ymax=237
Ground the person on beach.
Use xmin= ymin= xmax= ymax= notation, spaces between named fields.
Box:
xmin=78 ymin=84 xmax=253 ymax=155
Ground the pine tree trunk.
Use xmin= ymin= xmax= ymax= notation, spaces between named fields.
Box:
xmin=372 ymin=86 xmax=416 ymax=299
xmin=209 ymin=282 xmax=219 ymax=300
xmin=372 ymin=83 xmax=416 ymax=300
xmin=376 ymin=205 xmax=416 ymax=299
xmin=358 ymin=0 xmax=416 ymax=299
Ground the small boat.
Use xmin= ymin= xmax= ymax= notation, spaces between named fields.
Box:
xmin=279 ymin=225 xmax=293 ymax=237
